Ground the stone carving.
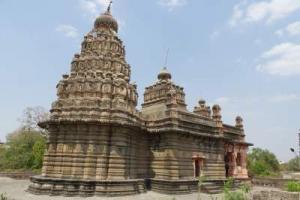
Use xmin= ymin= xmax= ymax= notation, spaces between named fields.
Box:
xmin=236 ymin=116 xmax=244 ymax=129
xmin=194 ymin=99 xmax=211 ymax=118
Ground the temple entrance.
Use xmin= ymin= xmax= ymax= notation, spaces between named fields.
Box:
xmin=236 ymin=152 xmax=242 ymax=167
xmin=195 ymin=160 xmax=201 ymax=177
xmin=225 ymin=152 xmax=234 ymax=177
xmin=193 ymin=155 xmax=204 ymax=178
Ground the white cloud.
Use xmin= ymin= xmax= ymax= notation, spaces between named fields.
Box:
xmin=275 ymin=21 xmax=300 ymax=37
xmin=56 ymin=25 xmax=79 ymax=39
xmin=257 ymin=43 xmax=300 ymax=76
xmin=230 ymin=0 xmax=300 ymax=26
xmin=229 ymin=0 xmax=247 ymax=26
xmin=286 ymin=21 xmax=300 ymax=35
xmin=79 ymin=0 xmax=110 ymax=16
xmin=158 ymin=0 xmax=187 ymax=10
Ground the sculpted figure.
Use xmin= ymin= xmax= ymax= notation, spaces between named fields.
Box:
xmin=73 ymin=82 xmax=79 ymax=93
xmin=78 ymin=62 xmax=84 ymax=71
xmin=123 ymin=67 xmax=128 ymax=76
xmin=120 ymin=85 xmax=127 ymax=96
xmin=86 ymin=43 xmax=91 ymax=50
xmin=115 ymin=62 xmax=122 ymax=73
xmin=105 ymin=41 xmax=109 ymax=50
xmin=83 ymin=82 xmax=90 ymax=92
xmin=104 ymin=61 xmax=110 ymax=70
xmin=102 ymin=83 xmax=111 ymax=94
xmin=71 ymin=61 xmax=78 ymax=72
xmin=91 ymin=59 xmax=96 ymax=68
xmin=57 ymin=81 xmax=65 ymax=96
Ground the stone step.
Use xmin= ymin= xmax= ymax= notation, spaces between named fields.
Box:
xmin=201 ymin=182 xmax=224 ymax=194
xmin=201 ymin=179 xmax=244 ymax=194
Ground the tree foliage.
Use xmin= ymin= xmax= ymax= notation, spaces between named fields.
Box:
xmin=247 ymin=148 xmax=280 ymax=177
xmin=287 ymin=157 xmax=300 ymax=172
xmin=0 ymin=107 xmax=48 ymax=171
xmin=18 ymin=106 xmax=49 ymax=136
xmin=0 ymin=129 xmax=46 ymax=170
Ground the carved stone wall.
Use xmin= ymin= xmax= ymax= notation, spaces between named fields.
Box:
xmin=41 ymin=123 xmax=149 ymax=180
xmin=149 ymin=132 xmax=226 ymax=181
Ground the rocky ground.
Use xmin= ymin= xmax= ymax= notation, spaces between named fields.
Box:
xmin=0 ymin=177 xmax=224 ymax=200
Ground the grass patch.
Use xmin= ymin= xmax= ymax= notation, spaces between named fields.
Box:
xmin=286 ymin=181 xmax=300 ymax=192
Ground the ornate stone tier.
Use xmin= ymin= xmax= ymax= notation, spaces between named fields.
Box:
xmin=223 ymin=124 xmax=245 ymax=142
xmin=143 ymin=104 xmax=220 ymax=137
xmin=193 ymin=99 xmax=212 ymax=118
xmin=28 ymin=176 xmax=146 ymax=197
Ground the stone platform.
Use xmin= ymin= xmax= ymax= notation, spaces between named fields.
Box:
xmin=28 ymin=176 xmax=146 ymax=197
xmin=149 ymin=179 xmax=198 ymax=194
xmin=28 ymin=176 xmax=246 ymax=196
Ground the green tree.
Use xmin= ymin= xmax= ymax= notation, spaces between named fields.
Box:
xmin=0 ymin=145 xmax=6 ymax=169
xmin=32 ymin=139 xmax=46 ymax=169
xmin=0 ymin=129 xmax=46 ymax=170
xmin=18 ymin=106 xmax=49 ymax=136
xmin=247 ymin=148 xmax=280 ymax=177
xmin=287 ymin=157 xmax=300 ymax=172
xmin=0 ymin=107 xmax=48 ymax=171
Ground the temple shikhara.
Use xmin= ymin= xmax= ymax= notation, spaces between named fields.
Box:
xmin=29 ymin=3 xmax=252 ymax=196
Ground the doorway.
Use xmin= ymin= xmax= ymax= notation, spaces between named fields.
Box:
xmin=225 ymin=152 xmax=234 ymax=177
xmin=194 ymin=159 xmax=201 ymax=177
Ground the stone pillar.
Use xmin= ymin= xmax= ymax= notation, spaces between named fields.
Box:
xmin=239 ymin=147 xmax=249 ymax=179
xmin=235 ymin=116 xmax=244 ymax=130
xmin=96 ymin=126 xmax=110 ymax=180
xmin=212 ymin=105 xmax=223 ymax=136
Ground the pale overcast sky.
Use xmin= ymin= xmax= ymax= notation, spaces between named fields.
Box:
xmin=0 ymin=0 xmax=300 ymax=162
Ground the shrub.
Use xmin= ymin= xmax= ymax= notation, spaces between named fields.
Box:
xmin=287 ymin=181 xmax=300 ymax=192
xmin=224 ymin=177 xmax=234 ymax=192
xmin=224 ymin=191 xmax=245 ymax=200
xmin=0 ymin=193 xmax=8 ymax=200
xmin=223 ymin=178 xmax=251 ymax=200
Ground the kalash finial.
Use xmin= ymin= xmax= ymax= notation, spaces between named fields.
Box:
xmin=94 ymin=0 xmax=118 ymax=32
xmin=158 ymin=49 xmax=172 ymax=81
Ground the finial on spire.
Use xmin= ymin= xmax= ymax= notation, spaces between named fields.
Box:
xmin=107 ymin=0 xmax=113 ymax=13
xmin=164 ymin=48 xmax=170 ymax=68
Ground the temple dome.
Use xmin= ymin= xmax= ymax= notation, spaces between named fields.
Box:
xmin=94 ymin=7 xmax=118 ymax=32
xmin=158 ymin=67 xmax=172 ymax=81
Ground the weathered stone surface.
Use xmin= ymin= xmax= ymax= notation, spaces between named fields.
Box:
xmin=252 ymin=190 xmax=300 ymax=200
xmin=28 ymin=3 xmax=252 ymax=196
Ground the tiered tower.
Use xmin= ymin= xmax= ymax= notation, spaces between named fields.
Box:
xmin=142 ymin=67 xmax=187 ymax=120
xmin=29 ymin=4 xmax=149 ymax=196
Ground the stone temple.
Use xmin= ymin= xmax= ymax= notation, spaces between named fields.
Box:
xmin=28 ymin=4 xmax=252 ymax=196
